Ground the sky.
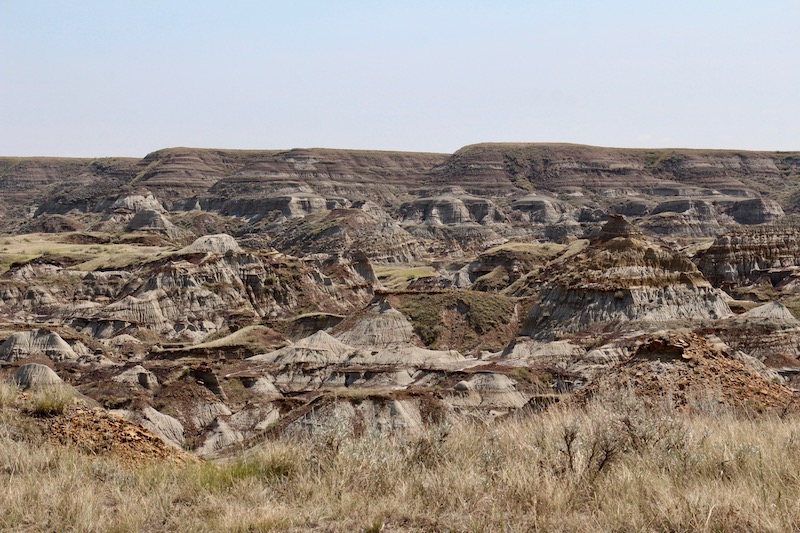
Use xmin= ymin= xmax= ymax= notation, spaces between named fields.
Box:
xmin=1 ymin=1 xmax=799 ymax=157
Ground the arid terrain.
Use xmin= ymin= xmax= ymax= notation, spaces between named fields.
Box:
xmin=3 ymin=142 xmax=800 ymax=531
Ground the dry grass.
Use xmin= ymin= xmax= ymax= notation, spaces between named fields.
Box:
xmin=26 ymin=385 xmax=75 ymax=417
xmin=373 ymin=264 xmax=438 ymax=290
xmin=4 ymin=391 xmax=800 ymax=531
xmin=0 ymin=381 xmax=18 ymax=408
xmin=0 ymin=233 xmax=174 ymax=273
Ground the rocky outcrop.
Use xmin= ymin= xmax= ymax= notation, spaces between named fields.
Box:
xmin=179 ymin=233 xmax=243 ymax=254
xmin=195 ymin=418 xmax=243 ymax=457
xmin=267 ymin=208 xmax=425 ymax=263
xmin=5 ymin=144 xmax=800 ymax=248
xmin=511 ymin=196 xmax=568 ymax=224
xmin=716 ymin=302 xmax=800 ymax=367
xmin=116 ymin=406 xmax=185 ymax=449
xmin=640 ymin=199 xmax=722 ymax=237
xmin=112 ymin=365 xmax=159 ymax=390
xmin=520 ymin=216 xmax=731 ymax=341
xmin=585 ymin=332 xmax=793 ymax=410
xmin=285 ymin=396 xmax=430 ymax=436
xmin=0 ymin=247 xmax=364 ymax=342
xmin=695 ymin=221 xmax=800 ymax=286
xmin=0 ymin=329 xmax=79 ymax=362
xmin=220 ymin=192 xmax=331 ymax=220
xmin=125 ymin=210 xmax=183 ymax=239
xmin=12 ymin=363 xmax=63 ymax=389
xmin=400 ymin=195 xmax=505 ymax=225
xmin=6 ymin=141 xmax=800 ymax=452
xmin=448 ymin=373 xmax=530 ymax=410
xmin=464 ymin=242 xmax=570 ymax=291
xmin=727 ymin=198 xmax=784 ymax=225
xmin=108 ymin=193 xmax=165 ymax=214
xmin=334 ymin=300 xmax=421 ymax=349
xmin=248 ymin=331 xmax=360 ymax=366
xmin=433 ymin=143 xmax=796 ymax=199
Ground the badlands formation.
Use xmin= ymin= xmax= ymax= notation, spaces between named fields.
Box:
xmin=2 ymin=142 xmax=800 ymax=458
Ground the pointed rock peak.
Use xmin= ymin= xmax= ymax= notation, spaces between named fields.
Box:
xmin=596 ymin=214 xmax=641 ymax=243
xmin=295 ymin=330 xmax=353 ymax=349
xmin=739 ymin=301 xmax=800 ymax=324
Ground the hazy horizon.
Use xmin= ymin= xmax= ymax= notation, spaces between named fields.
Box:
xmin=2 ymin=1 xmax=799 ymax=158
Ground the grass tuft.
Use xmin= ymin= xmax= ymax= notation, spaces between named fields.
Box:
xmin=27 ymin=386 xmax=74 ymax=417
xmin=0 ymin=382 xmax=18 ymax=408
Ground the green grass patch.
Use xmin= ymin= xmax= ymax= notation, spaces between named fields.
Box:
xmin=395 ymin=291 xmax=516 ymax=347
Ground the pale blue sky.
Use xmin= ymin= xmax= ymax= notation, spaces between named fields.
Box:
xmin=1 ymin=1 xmax=799 ymax=156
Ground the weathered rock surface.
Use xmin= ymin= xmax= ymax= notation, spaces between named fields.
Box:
xmin=4 ymin=141 xmax=800 ymax=456
xmin=125 ymin=210 xmax=183 ymax=239
xmin=0 ymin=329 xmax=78 ymax=362
xmin=585 ymin=332 xmax=793 ymax=410
xmin=249 ymin=331 xmax=360 ymax=366
xmin=400 ymin=195 xmax=505 ymax=225
xmin=334 ymin=300 xmax=420 ymax=349
xmin=520 ymin=216 xmax=731 ymax=341
xmin=695 ymin=220 xmax=800 ymax=286
xmin=266 ymin=207 xmax=425 ymax=263
xmin=179 ymin=233 xmax=243 ymax=254
xmin=716 ymin=302 xmax=800 ymax=367
xmin=112 ymin=365 xmax=159 ymax=390
xmin=728 ymin=198 xmax=785 ymax=225
xmin=12 ymin=363 xmax=63 ymax=389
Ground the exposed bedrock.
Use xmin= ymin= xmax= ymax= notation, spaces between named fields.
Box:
xmin=219 ymin=193 xmax=335 ymax=220
xmin=521 ymin=284 xmax=730 ymax=341
xmin=333 ymin=299 xmax=422 ymax=349
xmin=125 ymin=210 xmax=184 ymax=240
xmin=106 ymin=193 xmax=166 ymax=214
xmin=715 ymin=302 xmax=800 ymax=367
xmin=511 ymin=196 xmax=569 ymax=224
xmin=695 ymin=221 xmax=800 ymax=286
xmin=0 ymin=329 xmax=79 ymax=362
xmin=400 ymin=195 xmax=505 ymax=225
xmin=432 ymin=143 xmax=797 ymax=199
xmin=520 ymin=216 xmax=731 ymax=341
xmin=640 ymin=198 xmax=722 ymax=237
xmin=267 ymin=207 xmax=426 ymax=263
xmin=0 ymin=243 xmax=365 ymax=342
xmin=727 ymin=198 xmax=785 ymax=225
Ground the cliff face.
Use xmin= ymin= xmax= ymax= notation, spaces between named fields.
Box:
xmin=434 ymin=143 xmax=799 ymax=198
xmin=4 ymin=143 xmax=798 ymax=222
xmin=695 ymin=220 xmax=800 ymax=286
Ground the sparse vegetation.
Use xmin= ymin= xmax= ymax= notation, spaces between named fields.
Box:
xmin=0 ymin=382 xmax=17 ymax=408
xmin=373 ymin=264 xmax=437 ymax=290
xmin=27 ymin=386 xmax=74 ymax=417
xmin=4 ymin=390 xmax=800 ymax=531
xmin=394 ymin=291 xmax=517 ymax=350
xmin=0 ymin=232 xmax=173 ymax=274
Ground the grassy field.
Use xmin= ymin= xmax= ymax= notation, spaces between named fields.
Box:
xmin=3 ymin=384 xmax=800 ymax=532
xmin=373 ymin=264 xmax=438 ymax=291
xmin=0 ymin=233 xmax=174 ymax=273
